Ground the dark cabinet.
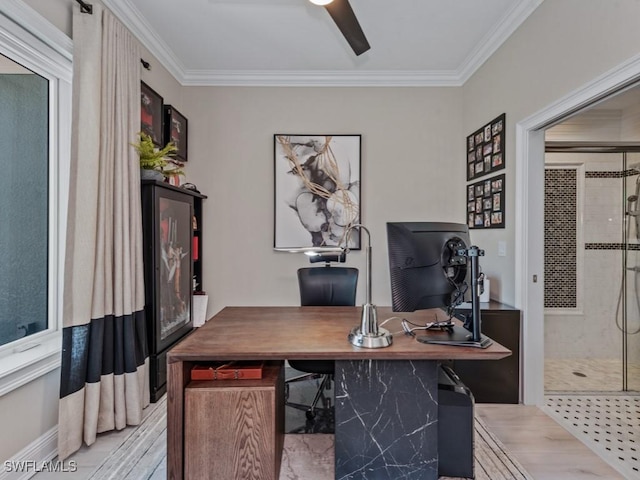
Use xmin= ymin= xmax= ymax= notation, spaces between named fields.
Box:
xmin=141 ymin=180 xmax=206 ymax=401
xmin=450 ymin=301 xmax=521 ymax=403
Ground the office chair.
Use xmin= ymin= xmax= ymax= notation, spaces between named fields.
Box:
xmin=285 ymin=262 xmax=358 ymax=424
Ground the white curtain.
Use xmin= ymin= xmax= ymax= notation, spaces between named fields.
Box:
xmin=59 ymin=3 xmax=149 ymax=460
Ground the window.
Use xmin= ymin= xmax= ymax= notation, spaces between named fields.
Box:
xmin=0 ymin=54 xmax=50 ymax=348
xmin=0 ymin=2 xmax=72 ymax=395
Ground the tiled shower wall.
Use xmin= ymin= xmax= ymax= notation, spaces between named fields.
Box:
xmin=544 ymin=153 xmax=640 ymax=364
xmin=544 ymin=169 xmax=577 ymax=309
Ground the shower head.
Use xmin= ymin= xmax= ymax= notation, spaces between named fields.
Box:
xmin=629 ymin=162 xmax=640 ymax=173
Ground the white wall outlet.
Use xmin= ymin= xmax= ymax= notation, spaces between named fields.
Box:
xmin=498 ymin=240 xmax=506 ymax=257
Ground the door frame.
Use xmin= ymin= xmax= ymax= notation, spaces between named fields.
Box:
xmin=516 ymin=53 xmax=640 ymax=405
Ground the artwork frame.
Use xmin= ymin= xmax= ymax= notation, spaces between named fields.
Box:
xmin=466 ymin=113 xmax=505 ymax=181
xmin=467 ymin=173 xmax=505 ymax=229
xmin=140 ymin=81 xmax=163 ymax=147
xmin=164 ymin=105 xmax=188 ymax=163
xmin=274 ymin=134 xmax=361 ymax=250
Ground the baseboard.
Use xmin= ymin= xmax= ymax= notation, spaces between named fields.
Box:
xmin=0 ymin=427 xmax=57 ymax=480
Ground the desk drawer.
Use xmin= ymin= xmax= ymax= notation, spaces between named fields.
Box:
xmin=184 ymin=362 xmax=284 ymax=480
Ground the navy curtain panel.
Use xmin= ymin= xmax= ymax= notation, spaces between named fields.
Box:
xmin=58 ymin=4 xmax=149 ymax=460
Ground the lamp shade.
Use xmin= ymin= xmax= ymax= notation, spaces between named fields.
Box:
xmin=275 ymin=246 xmax=343 ymax=256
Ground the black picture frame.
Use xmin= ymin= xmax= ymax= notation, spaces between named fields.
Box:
xmin=467 ymin=173 xmax=505 ymax=229
xmin=141 ymin=81 xmax=163 ymax=147
xmin=164 ymin=105 xmax=188 ymax=163
xmin=466 ymin=113 xmax=505 ymax=181
xmin=273 ymin=134 xmax=361 ymax=250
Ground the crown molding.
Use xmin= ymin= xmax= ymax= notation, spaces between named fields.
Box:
xmin=181 ymin=69 xmax=463 ymax=87
xmin=103 ymin=0 xmax=543 ymax=87
xmin=457 ymin=0 xmax=545 ymax=83
xmin=101 ymin=0 xmax=187 ymax=83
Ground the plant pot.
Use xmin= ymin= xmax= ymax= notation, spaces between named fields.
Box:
xmin=140 ymin=168 xmax=164 ymax=181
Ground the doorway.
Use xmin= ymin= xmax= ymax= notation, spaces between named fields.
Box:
xmin=517 ymin=59 xmax=640 ymax=406
xmin=543 ymin=145 xmax=640 ymax=394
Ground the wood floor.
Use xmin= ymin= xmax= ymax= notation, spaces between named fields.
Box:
xmin=477 ymin=404 xmax=626 ymax=479
xmin=29 ymin=402 xmax=628 ymax=479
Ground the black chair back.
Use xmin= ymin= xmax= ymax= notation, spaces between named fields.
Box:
xmin=297 ymin=267 xmax=359 ymax=306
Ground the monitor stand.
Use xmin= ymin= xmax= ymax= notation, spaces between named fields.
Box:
xmin=415 ymin=325 xmax=492 ymax=349
xmin=416 ymin=245 xmax=493 ymax=349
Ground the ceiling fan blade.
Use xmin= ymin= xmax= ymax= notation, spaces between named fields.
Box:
xmin=324 ymin=0 xmax=370 ymax=56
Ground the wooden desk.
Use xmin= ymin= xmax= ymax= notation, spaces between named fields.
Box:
xmin=167 ymin=306 xmax=511 ymax=480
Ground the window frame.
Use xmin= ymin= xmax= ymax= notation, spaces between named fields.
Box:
xmin=0 ymin=0 xmax=71 ymax=396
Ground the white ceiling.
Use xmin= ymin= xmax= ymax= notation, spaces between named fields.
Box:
xmin=102 ymin=0 xmax=544 ymax=86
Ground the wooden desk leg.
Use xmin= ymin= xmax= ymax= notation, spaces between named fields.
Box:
xmin=335 ymin=360 xmax=439 ymax=480
xmin=167 ymin=359 xmax=190 ymax=480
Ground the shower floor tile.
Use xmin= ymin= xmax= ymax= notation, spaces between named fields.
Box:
xmin=544 ymin=394 xmax=640 ymax=479
xmin=545 ymin=358 xmax=640 ymax=392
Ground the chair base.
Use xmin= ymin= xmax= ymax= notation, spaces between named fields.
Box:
xmin=285 ymin=372 xmax=335 ymax=433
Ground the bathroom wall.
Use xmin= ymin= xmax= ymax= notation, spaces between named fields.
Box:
xmin=544 ymin=111 xmax=640 ymax=365
xmin=545 ymin=152 xmax=626 ymax=360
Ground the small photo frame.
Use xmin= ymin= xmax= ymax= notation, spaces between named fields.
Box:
xmin=493 ymin=193 xmax=501 ymax=211
xmin=467 ymin=173 xmax=505 ymax=229
xmin=164 ymin=105 xmax=188 ymax=162
xmin=141 ymin=82 xmax=163 ymax=146
xmin=466 ymin=113 xmax=506 ymax=181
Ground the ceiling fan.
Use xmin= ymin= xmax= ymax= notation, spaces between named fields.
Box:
xmin=309 ymin=0 xmax=370 ymax=56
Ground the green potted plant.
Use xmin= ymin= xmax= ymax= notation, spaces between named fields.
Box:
xmin=133 ymin=132 xmax=184 ymax=181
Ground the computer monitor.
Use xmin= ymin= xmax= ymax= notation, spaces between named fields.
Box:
xmin=386 ymin=222 xmax=491 ymax=348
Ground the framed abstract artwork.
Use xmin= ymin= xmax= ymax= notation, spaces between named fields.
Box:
xmin=140 ymin=81 xmax=163 ymax=147
xmin=274 ymin=135 xmax=361 ymax=250
xmin=164 ymin=105 xmax=188 ymax=162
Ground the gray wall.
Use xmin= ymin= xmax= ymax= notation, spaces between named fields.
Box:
xmin=462 ymin=0 xmax=640 ymax=306
xmin=182 ymin=86 xmax=464 ymax=313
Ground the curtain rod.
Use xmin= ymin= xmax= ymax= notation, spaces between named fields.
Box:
xmin=74 ymin=0 xmax=150 ymax=70
xmin=75 ymin=0 xmax=93 ymax=14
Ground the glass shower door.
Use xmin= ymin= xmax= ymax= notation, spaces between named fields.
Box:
xmin=623 ymin=152 xmax=640 ymax=391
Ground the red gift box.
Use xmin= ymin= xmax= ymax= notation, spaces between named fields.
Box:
xmin=191 ymin=361 xmax=265 ymax=381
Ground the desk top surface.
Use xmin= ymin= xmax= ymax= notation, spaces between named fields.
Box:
xmin=168 ymin=306 xmax=511 ymax=362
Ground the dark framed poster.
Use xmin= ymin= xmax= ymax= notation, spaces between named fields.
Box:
xmin=467 ymin=173 xmax=505 ymax=229
xmin=273 ymin=134 xmax=361 ymax=250
xmin=164 ymin=105 xmax=188 ymax=162
xmin=466 ymin=113 xmax=505 ymax=181
xmin=141 ymin=81 xmax=163 ymax=147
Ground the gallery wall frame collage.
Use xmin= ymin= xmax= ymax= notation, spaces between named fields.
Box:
xmin=141 ymin=82 xmax=189 ymax=184
xmin=466 ymin=113 xmax=506 ymax=229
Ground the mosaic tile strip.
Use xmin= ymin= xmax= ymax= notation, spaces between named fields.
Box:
xmin=585 ymin=243 xmax=640 ymax=251
xmin=585 ymin=170 xmax=638 ymax=178
xmin=544 ymin=169 xmax=577 ymax=308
